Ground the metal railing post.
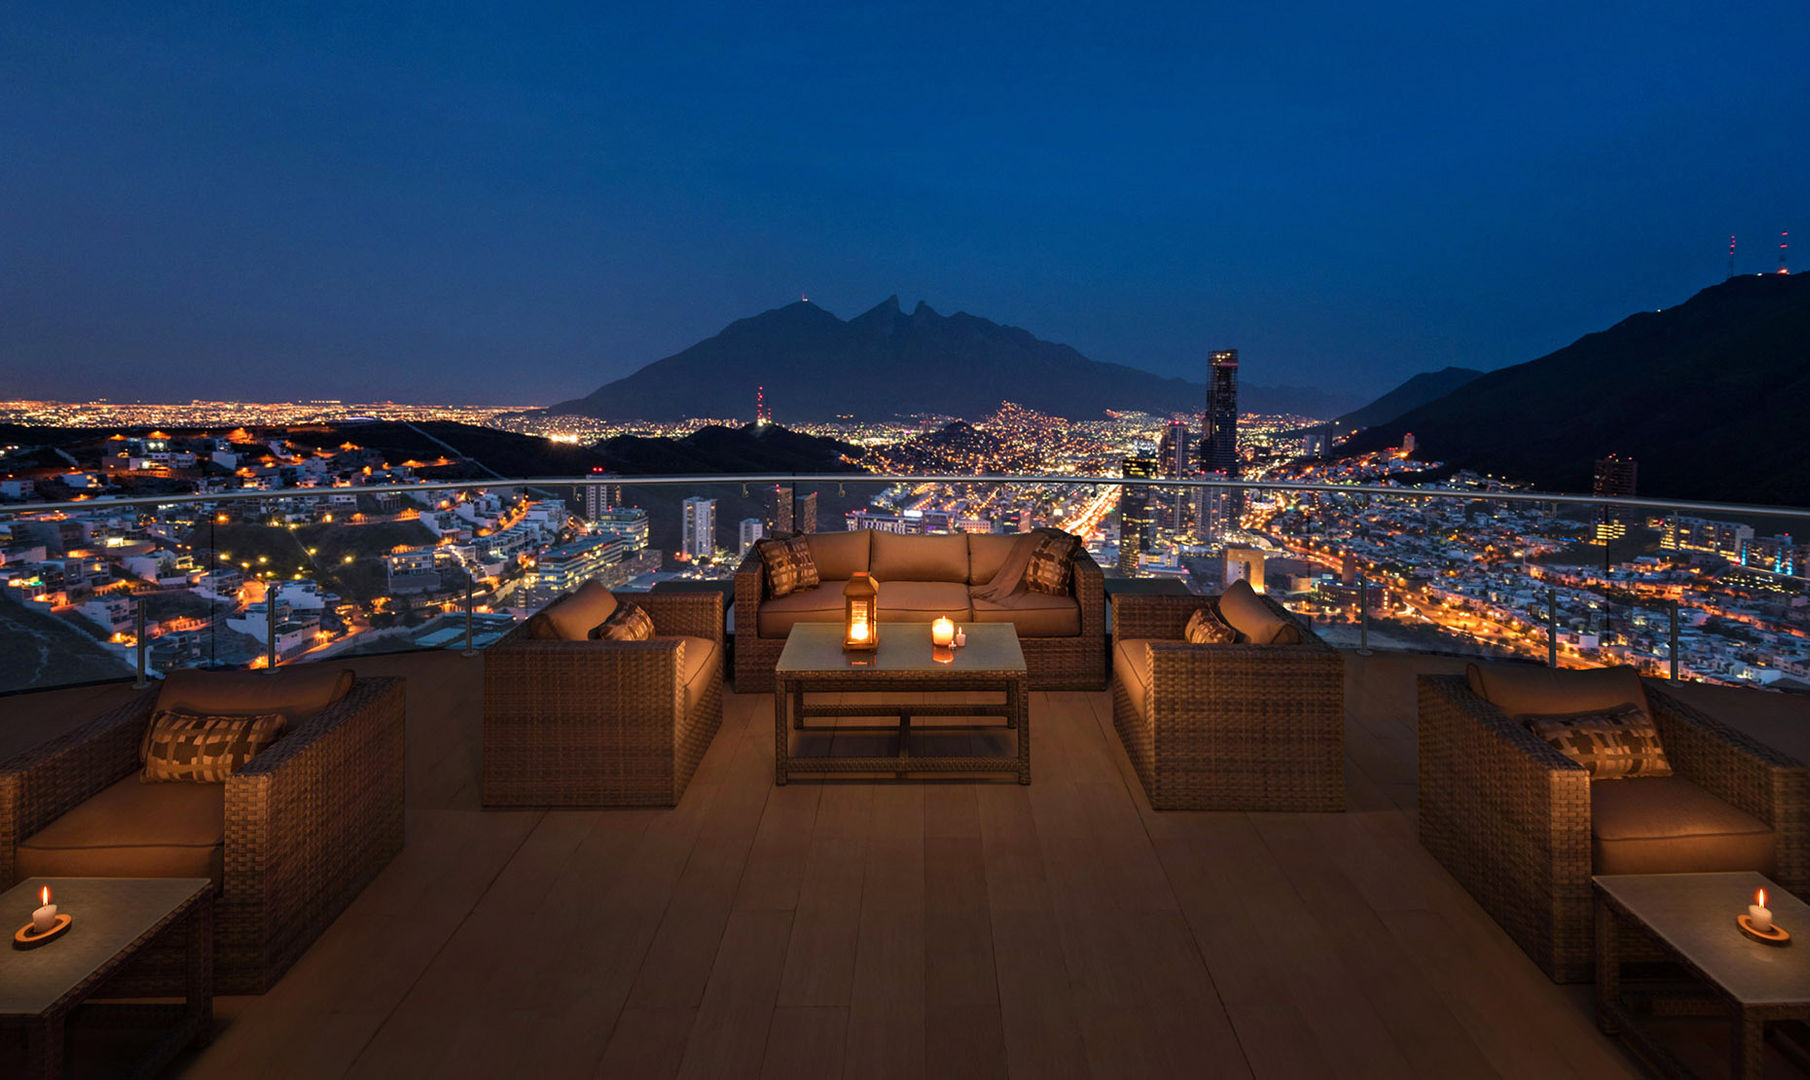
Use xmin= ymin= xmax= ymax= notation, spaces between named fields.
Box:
xmin=133 ymin=597 xmax=149 ymax=688
xmin=1669 ymin=600 xmax=1681 ymax=681
xmin=1357 ymin=576 xmax=1373 ymax=656
xmin=265 ymin=583 xmax=279 ymax=672
xmin=462 ymin=579 xmax=478 ymax=657
xmin=1547 ymin=586 xmax=1558 ymax=667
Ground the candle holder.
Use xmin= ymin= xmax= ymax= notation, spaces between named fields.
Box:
xmin=1737 ymin=914 xmax=1790 ymax=946
xmin=12 ymin=915 xmax=73 ymax=950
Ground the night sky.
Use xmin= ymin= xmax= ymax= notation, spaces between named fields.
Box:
xmin=5 ymin=2 xmax=1807 ymax=406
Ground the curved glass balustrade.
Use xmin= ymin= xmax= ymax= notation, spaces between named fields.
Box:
xmin=1 ymin=473 xmax=1805 ymax=697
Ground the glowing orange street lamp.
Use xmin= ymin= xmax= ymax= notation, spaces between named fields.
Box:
xmin=844 ymin=572 xmax=879 ymax=654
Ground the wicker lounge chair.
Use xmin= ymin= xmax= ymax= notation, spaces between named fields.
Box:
xmin=483 ymin=588 xmax=724 ymax=808
xmin=1418 ymin=670 xmax=1810 ymax=983
xmin=1109 ymin=589 xmax=1345 ymax=811
xmin=0 ymin=669 xmax=406 ymax=995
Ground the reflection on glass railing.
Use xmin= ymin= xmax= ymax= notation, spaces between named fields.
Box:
xmin=2 ymin=472 xmax=1807 ymax=697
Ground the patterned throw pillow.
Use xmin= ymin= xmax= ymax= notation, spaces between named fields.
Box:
xmin=1024 ymin=532 xmax=1079 ymax=595
xmin=757 ymin=535 xmax=820 ymax=599
xmin=141 ymin=709 xmax=287 ymax=783
xmin=590 ymin=601 xmax=655 ymax=642
xmin=1184 ymin=603 xmax=1240 ymax=644
xmin=1518 ymin=703 xmax=1672 ymax=780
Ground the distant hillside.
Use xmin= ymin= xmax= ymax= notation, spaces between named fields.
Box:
xmin=597 ymin=422 xmax=864 ymax=477
xmin=1336 ymin=366 xmax=1483 ymax=429
xmin=1341 ymin=274 xmax=1810 ymax=504
xmin=548 ymin=297 xmax=1357 ymax=422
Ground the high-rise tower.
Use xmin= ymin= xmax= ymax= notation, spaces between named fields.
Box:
xmin=1593 ymin=455 xmax=1638 ymax=544
xmin=1201 ymin=349 xmax=1239 ymax=476
xmin=1118 ymin=447 xmax=1158 ymax=574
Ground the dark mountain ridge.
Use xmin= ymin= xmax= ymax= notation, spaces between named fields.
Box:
xmin=548 ymin=297 xmax=1357 ymax=421
xmin=1336 ymin=366 xmax=1484 ymax=429
xmin=1341 ymin=273 xmax=1810 ymax=504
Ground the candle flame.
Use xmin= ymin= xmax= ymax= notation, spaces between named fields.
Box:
xmin=1758 ymin=888 xmax=1767 ymax=907
xmin=41 ymin=886 xmax=50 ymax=905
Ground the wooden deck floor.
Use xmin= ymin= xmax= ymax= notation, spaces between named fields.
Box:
xmin=18 ymin=648 xmax=1810 ymax=1078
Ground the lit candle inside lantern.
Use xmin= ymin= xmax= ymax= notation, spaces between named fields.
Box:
xmin=931 ymin=617 xmax=955 ymax=647
xmin=1750 ymin=888 xmax=1773 ymax=933
xmin=32 ymin=886 xmax=56 ymax=935
xmin=850 ymin=618 xmax=869 ymax=642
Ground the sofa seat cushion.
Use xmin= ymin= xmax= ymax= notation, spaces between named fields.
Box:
xmin=1114 ymin=639 xmax=1152 ymax=722
xmin=972 ymin=591 xmax=1081 ymax=637
xmin=528 ymin=579 xmax=618 ymax=641
xmin=1591 ymin=776 xmax=1774 ymax=877
xmin=805 ymin=531 xmax=871 ymax=582
xmin=157 ymin=665 xmax=353 ymax=723
xmin=870 ymin=532 xmax=970 ymax=583
xmin=667 ymin=636 xmax=721 ymax=715
xmin=17 ymin=775 xmax=226 ymax=888
xmin=877 ymin=580 xmax=971 ymax=623
xmin=757 ymin=582 xmax=849 ymax=637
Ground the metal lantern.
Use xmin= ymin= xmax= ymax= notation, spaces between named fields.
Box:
xmin=843 ymin=572 xmax=879 ymax=652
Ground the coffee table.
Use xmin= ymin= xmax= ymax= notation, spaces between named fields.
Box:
xmin=773 ymin=622 xmax=1029 ymax=785
xmin=0 ymin=876 xmax=213 ymax=1079
xmin=1594 ymin=872 xmax=1810 ymax=1078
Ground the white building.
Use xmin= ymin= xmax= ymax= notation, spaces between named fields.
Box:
xmin=682 ymin=497 xmax=717 ymax=562
xmin=738 ymin=518 xmax=765 ymax=561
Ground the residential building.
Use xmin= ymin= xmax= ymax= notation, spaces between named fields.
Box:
xmin=681 ymin=497 xmax=717 ymax=561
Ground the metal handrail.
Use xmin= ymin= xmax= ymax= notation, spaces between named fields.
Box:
xmin=6 ymin=473 xmax=1810 ymax=521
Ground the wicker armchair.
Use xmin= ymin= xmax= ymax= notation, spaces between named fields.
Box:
xmin=733 ymin=544 xmax=1107 ymax=693
xmin=1110 ymin=592 xmax=1345 ymax=811
xmin=483 ymin=589 xmax=724 ymax=808
xmin=1418 ymin=673 xmax=1810 ymax=983
xmin=0 ymin=675 xmax=406 ymax=995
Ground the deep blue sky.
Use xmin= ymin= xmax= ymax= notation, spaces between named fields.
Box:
xmin=5 ymin=2 xmax=1806 ymax=407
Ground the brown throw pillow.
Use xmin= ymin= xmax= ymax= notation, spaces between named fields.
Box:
xmin=141 ymin=709 xmax=287 ymax=783
xmin=590 ymin=601 xmax=655 ymax=642
xmin=1184 ymin=603 xmax=1240 ymax=644
xmin=1518 ymin=703 xmax=1672 ymax=780
xmin=758 ymin=535 xmax=820 ymax=599
xmin=1024 ymin=531 xmax=1079 ymax=595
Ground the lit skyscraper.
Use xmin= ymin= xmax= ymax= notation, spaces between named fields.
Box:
xmin=681 ymin=496 xmax=717 ymax=561
xmin=1156 ymin=420 xmax=1190 ymax=535
xmin=1593 ymin=454 xmax=1637 ymax=543
xmin=1201 ymin=349 xmax=1239 ymax=476
xmin=738 ymin=517 xmax=765 ymax=560
xmin=1118 ymin=445 xmax=1158 ymax=574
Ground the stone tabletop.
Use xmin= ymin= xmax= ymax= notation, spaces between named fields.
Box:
xmin=0 ymin=876 xmax=212 ymax=1017
xmin=1594 ymin=872 xmax=1810 ymax=1007
xmin=776 ymin=622 xmax=1026 ymax=675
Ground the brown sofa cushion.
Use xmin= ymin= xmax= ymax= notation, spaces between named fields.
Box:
xmin=157 ymin=665 xmax=354 ymax=723
xmin=591 ymin=601 xmax=655 ymax=642
xmin=758 ymin=535 xmax=819 ymax=599
xmin=1113 ymin=639 xmax=1151 ymax=722
xmin=968 ymin=534 xmax=1023 ymax=586
xmin=1591 ymin=776 xmax=1774 ymax=876
xmin=18 ymin=776 xmax=226 ymax=888
xmin=972 ymin=591 xmax=1081 ymax=637
xmin=528 ymin=580 xmax=618 ymax=641
xmin=870 ymin=532 xmax=970 ymax=582
xmin=1519 ymin=704 xmax=1672 ymax=780
xmin=142 ymin=709 xmax=287 ymax=783
xmin=1217 ymin=579 xmax=1299 ymax=645
xmin=1466 ymin=662 xmax=1652 ymax=727
xmin=876 ymin=580 xmax=971 ymax=623
xmin=670 ymin=636 xmax=721 ymax=716
xmin=1185 ymin=603 xmax=1239 ymax=644
xmin=757 ymin=582 xmax=847 ymax=637
xmin=1023 ymin=532 xmax=1079 ymax=595
xmin=805 ymin=531 xmax=871 ymax=581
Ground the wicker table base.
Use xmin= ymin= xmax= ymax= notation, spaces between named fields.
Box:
xmin=773 ymin=623 xmax=1029 ymax=785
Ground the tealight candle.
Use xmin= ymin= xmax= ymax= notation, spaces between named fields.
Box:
xmin=32 ymin=886 xmax=56 ymax=935
xmin=954 ymin=626 xmax=966 ymax=648
xmin=931 ymin=617 xmax=955 ymax=647
xmin=1750 ymin=888 xmax=1773 ymax=933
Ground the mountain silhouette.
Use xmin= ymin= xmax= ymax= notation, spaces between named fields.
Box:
xmin=547 ymin=297 xmax=1356 ymax=421
xmin=1341 ymin=273 xmax=1810 ymax=503
xmin=1336 ymin=366 xmax=1483 ymax=429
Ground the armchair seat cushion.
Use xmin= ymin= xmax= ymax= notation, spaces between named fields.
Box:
xmin=1113 ymin=639 xmax=1152 ymax=721
xmin=876 ymin=580 xmax=971 ymax=624
xmin=17 ymin=776 xmax=225 ymax=887
xmin=671 ymin=636 xmax=722 ymax=715
xmin=757 ymin=583 xmax=849 ymax=637
xmin=1591 ymin=776 xmax=1775 ymax=876
xmin=972 ymin=591 xmax=1081 ymax=637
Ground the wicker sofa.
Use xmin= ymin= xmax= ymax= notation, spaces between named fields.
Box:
xmin=1109 ymin=584 xmax=1345 ymax=811
xmin=483 ymin=584 xmax=724 ymax=808
xmin=1418 ymin=667 xmax=1810 ymax=983
xmin=0 ymin=667 xmax=406 ymax=995
xmin=733 ymin=529 xmax=1106 ymax=693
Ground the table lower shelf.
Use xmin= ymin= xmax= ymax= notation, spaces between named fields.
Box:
xmin=774 ymin=678 xmax=1029 ymax=785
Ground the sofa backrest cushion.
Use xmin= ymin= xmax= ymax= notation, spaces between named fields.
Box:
xmin=869 ymin=531 xmax=970 ymax=582
xmin=1466 ymin=662 xmax=1652 ymax=726
xmin=1217 ymin=578 xmax=1300 ymax=645
xmin=968 ymin=534 xmax=1023 ymax=586
xmin=157 ymin=665 xmax=355 ymax=723
xmin=805 ymin=531 xmax=871 ymax=581
xmin=529 ymin=579 xmax=618 ymax=641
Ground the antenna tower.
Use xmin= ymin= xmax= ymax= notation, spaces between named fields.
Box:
xmin=756 ymin=385 xmax=770 ymax=423
xmin=1727 ymin=235 xmax=1736 ymax=279
xmin=1781 ymin=232 xmax=1791 ymax=275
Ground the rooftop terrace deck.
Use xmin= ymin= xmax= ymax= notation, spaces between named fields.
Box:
xmin=12 ymin=649 xmax=1810 ymax=1078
